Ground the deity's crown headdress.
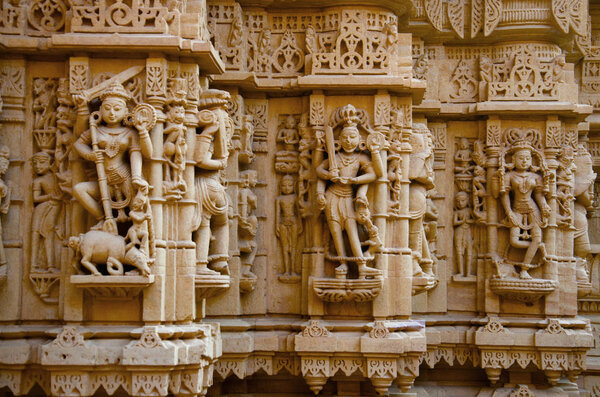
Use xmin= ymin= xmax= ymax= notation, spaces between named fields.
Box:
xmin=503 ymin=128 xmax=542 ymax=152
xmin=100 ymin=81 xmax=132 ymax=102
xmin=338 ymin=104 xmax=360 ymax=131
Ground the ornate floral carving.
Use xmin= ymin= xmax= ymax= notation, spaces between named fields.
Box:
xmin=447 ymin=0 xmax=465 ymax=38
xmin=27 ymin=0 xmax=66 ymax=33
xmin=484 ymin=0 xmax=502 ymax=37
xmin=301 ymin=320 xmax=331 ymax=337
xmin=70 ymin=0 xmax=179 ymax=34
xmin=369 ymin=321 xmax=390 ymax=339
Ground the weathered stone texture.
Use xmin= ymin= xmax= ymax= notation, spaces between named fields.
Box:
xmin=1 ymin=0 xmax=600 ymax=396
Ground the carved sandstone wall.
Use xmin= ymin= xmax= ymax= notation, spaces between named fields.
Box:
xmin=0 ymin=0 xmax=599 ymax=396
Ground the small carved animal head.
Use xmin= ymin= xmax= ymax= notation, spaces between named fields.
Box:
xmin=68 ymin=235 xmax=81 ymax=252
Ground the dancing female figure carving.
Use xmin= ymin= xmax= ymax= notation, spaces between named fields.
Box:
xmin=498 ymin=130 xmax=551 ymax=278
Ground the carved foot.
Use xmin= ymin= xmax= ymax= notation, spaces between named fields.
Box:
xmin=519 ymin=269 xmax=532 ymax=279
xmin=335 ymin=263 xmax=348 ymax=279
xmin=211 ymin=261 xmax=230 ymax=276
xmin=358 ymin=265 xmax=382 ymax=279
xmin=196 ymin=262 xmax=219 ymax=276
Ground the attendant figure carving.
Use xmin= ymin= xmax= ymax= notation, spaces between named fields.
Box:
xmin=239 ymin=169 xmax=258 ymax=281
xmin=573 ymin=145 xmax=597 ymax=287
xmin=31 ymin=151 xmax=62 ymax=272
xmin=163 ymin=92 xmax=187 ymax=199
xmin=454 ymin=191 xmax=473 ymax=277
xmin=192 ymin=89 xmax=232 ymax=276
xmin=408 ymin=123 xmax=436 ymax=277
xmin=276 ymin=174 xmax=302 ymax=277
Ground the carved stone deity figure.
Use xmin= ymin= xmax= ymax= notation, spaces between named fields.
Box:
xmin=192 ymin=89 xmax=232 ymax=276
xmin=0 ymin=146 xmax=10 ymax=266
xmin=238 ymin=169 xmax=258 ymax=280
xmin=297 ymin=114 xmax=313 ymax=217
xmin=32 ymin=79 xmax=57 ymax=131
xmin=239 ymin=115 xmax=255 ymax=164
xmin=556 ymin=146 xmax=576 ymax=227
xmin=276 ymin=174 xmax=302 ymax=277
xmin=54 ymin=78 xmax=76 ymax=195
xmin=408 ymin=123 xmax=436 ymax=277
xmin=31 ymin=151 xmax=62 ymax=272
xmin=69 ymin=79 xmax=155 ymax=276
xmin=316 ymin=105 xmax=383 ymax=279
xmin=472 ymin=140 xmax=487 ymax=221
xmin=275 ymin=114 xmax=300 ymax=174
xmin=277 ymin=115 xmax=299 ymax=151
xmin=163 ymin=92 xmax=187 ymax=199
xmin=454 ymin=137 xmax=474 ymax=176
xmin=72 ymin=81 xmax=153 ymax=235
xmin=454 ymin=191 xmax=473 ymax=277
xmin=573 ymin=145 xmax=597 ymax=284
xmin=498 ymin=132 xmax=551 ymax=278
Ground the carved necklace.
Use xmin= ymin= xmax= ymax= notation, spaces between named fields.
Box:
xmin=100 ymin=126 xmax=128 ymax=158
xmin=337 ymin=152 xmax=359 ymax=167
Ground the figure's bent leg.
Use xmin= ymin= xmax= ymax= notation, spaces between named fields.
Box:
xmin=73 ymin=181 xmax=103 ymax=221
xmin=210 ymin=212 xmax=229 ymax=275
xmin=523 ymin=225 xmax=542 ymax=266
xmin=194 ymin=216 xmax=217 ymax=275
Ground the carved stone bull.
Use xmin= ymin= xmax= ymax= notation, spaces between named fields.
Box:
xmin=68 ymin=230 xmax=151 ymax=276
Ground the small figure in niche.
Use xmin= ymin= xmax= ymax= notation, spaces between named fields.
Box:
xmin=454 ymin=138 xmax=473 ymax=176
xmin=125 ymin=188 xmax=152 ymax=260
xmin=163 ymin=98 xmax=187 ymax=198
xmin=453 ymin=191 xmax=473 ymax=277
xmin=31 ymin=151 xmax=62 ymax=272
xmin=276 ymin=175 xmax=302 ymax=276
xmin=276 ymin=115 xmax=299 ymax=150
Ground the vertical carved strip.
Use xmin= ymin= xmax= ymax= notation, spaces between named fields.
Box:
xmin=309 ymin=93 xmax=325 ymax=127
xmin=484 ymin=0 xmax=502 ymax=37
xmin=425 ymin=0 xmax=444 ymax=31
xmin=0 ymin=59 xmax=26 ymax=321
xmin=68 ymin=58 xmax=89 ymax=95
xmin=471 ymin=0 xmax=484 ymax=38
xmin=447 ymin=0 xmax=465 ymax=39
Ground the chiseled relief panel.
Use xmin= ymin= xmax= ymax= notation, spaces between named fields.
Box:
xmin=1 ymin=0 xmax=600 ymax=396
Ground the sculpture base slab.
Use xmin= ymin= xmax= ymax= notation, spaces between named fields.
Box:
xmin=452 ymin=274 xmax=477 ymax=283
xmin=239 ymin=276 xmax=257 ymax=294
xmin=578 ymin=280 xmax=593 ymax=298
xmin=412 ymin=275 xmax=438 ymax=295
xmin=278 ymin=274 xmax=301 ymax=284
xmin=489 ymin=277 xmax=557 ymax=303
xmin=313 ymin=277 xmax=383 ymax=302
xmin=70 ymin=274 xmax=155 ymax=299
xmin=195 ymin=274 xmax=231 ymax=299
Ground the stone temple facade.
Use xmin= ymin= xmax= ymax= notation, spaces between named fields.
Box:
xmin=2 ymin=0 xmax=600 ymax=396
